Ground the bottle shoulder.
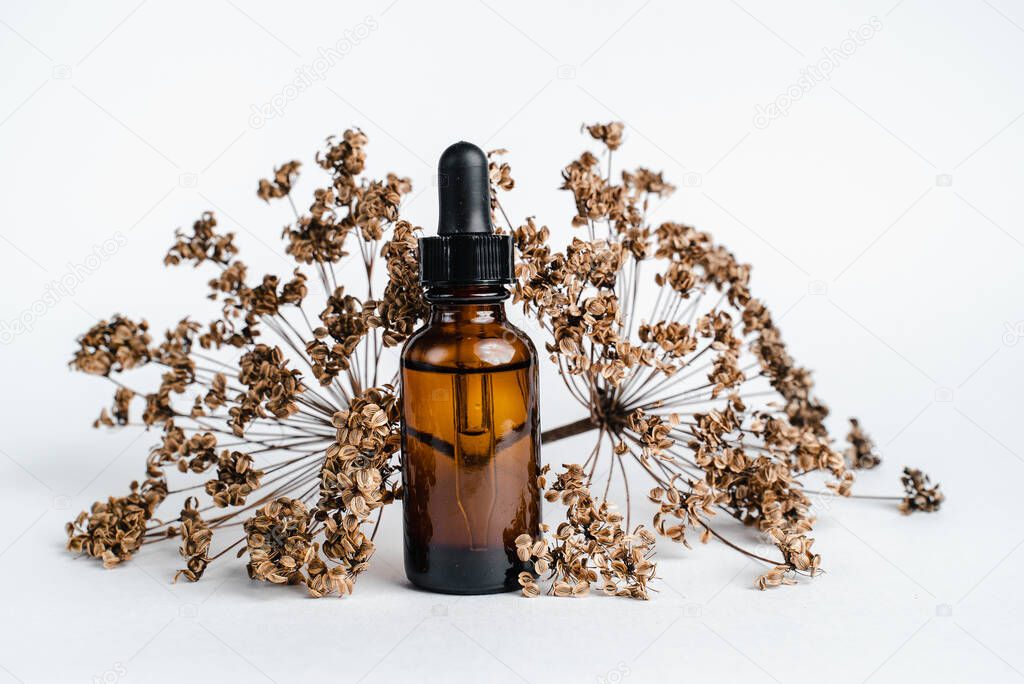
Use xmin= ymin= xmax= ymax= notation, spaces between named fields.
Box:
xmin=402 ymin=319 xmax=537 ymax=371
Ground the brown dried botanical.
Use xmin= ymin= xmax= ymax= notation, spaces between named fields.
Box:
xmin=66 ymin=129 xmax=413 ymax=598
xmin=65 ymin=477 xmax=166 ymax=568
xmin=845 ymin=418 xmax=881 ymax=469
xmin=257 ymin=160 xmax=301 ymax=202
xmin=518 ymin=464 xmax=656 ymax=600
xmin=899 ymin=467 xmax=944 ymax=514
xmin=498 ymin=122 xmax=943 ymax=589
xmin=175 ymin=497 xmax=212 ymax=582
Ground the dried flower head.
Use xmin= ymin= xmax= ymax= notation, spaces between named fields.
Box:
xmin=65 ymin=477 xmax=166 ymax=568
xmin=66 ymin=129 xmax=414 ymax=598
xmin=175 ymin=497 xmax=212 ymax=582
xmin=72 ymin=316 xmax=152 ymax=375
xmin=899 ymin=467 xmax=944 ymax=514
xmin=495 ymin=122 xmax=943 ymax=589
xmin=845 ymin=418 xmax=881 ymax=469
xmin=258 ymin=160 xmax=301 ymax=202
xmin=519 ymin=464 xmax=656 ymax=600
xmin=245 ymin=497 xmax=314 ymax=585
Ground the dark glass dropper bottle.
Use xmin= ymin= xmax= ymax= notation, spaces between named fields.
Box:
xmin=400 ymin=141 xmax=541 ymax=594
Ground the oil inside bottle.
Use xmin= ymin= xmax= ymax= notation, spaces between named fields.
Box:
xmin=402 ymin=359 xmax=538 ymax=593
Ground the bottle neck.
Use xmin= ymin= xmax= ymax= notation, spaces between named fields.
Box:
xmin=424 ymin=284 xmax=509 ymax=325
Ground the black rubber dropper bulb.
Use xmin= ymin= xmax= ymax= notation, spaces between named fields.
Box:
xmin=437 ymin=141 xmax=493 ymax=235
xmin=418 ymin=141 xmax=513 ymax=289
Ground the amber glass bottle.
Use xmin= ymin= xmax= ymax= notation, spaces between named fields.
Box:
xmin=401 ymin=142 xmax=540 ymax=594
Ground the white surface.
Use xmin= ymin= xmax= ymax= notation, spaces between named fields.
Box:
xmin=1 ymin=1 xmax=1022 ymax=682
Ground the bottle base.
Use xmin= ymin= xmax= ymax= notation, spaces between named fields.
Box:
xmin=406 ymin=577 xmax=518 ymax=596
xmin=404 ymin=543 xmax=522 ymax=595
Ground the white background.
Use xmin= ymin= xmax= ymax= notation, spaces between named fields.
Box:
xmin=1 ymin=1 xmax=1022 ymax=682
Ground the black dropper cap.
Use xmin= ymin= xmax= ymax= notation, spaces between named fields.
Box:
xmin=418 ymin=141 xmax=513 ymax=288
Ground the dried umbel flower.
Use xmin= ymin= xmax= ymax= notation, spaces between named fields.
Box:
xmin=237 ymin=386 xmax=401 ymax=598
xmin=164 ymin=211 xmax=237 ymax=267
xmin=518 ymin=464 xmax=656 ymax=600
xmin=313 ymin=386 xmax=402 ymax=594
xmin=899 ymin=467 xmax=944 ymax=514
xmin=65 ymin=477 xmax=166 ymax=568
xmin=72 ymin=316 xmax=152 ymax=375
xmin=755 ymin=565 xmax=798 ymax=590
xmin=175 ymin=497 xmax=212 ymax=582
xmin=204 ymin=451 xmax=264 ymax=508
xmin=66 ymin=129 xmax=414 ymax=597
xmin=496 ymin=123 xmax=943 ymax=589
xmin=245 ymin=497 xmax=314 ymax=586
xmin=845 ymin=418 xmax=881 ymax=469
xmin=257 ymin=161 xmax=301 ymax=202
xmin=584 ymin=122 xmax=624 ymax=151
